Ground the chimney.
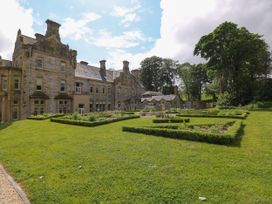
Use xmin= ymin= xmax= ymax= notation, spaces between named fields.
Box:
xmin=100 ymin=60 xmax=106 ymax=77
xmin=45 ymin=19 xmax=61 ymax=41
xmin=35 ymin=33 xmax=43 ymax=41
xmin=80 ymin=61 xmax=88 ymax=66
xmin=123 ymin=60 xmax=129 ymax=73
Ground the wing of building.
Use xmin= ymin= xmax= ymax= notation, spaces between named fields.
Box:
xmin=0 ymin=19 xmax=144 ymax=123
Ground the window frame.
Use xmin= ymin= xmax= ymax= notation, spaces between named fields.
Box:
xmin=36 ymin=59 xmax=43 ymax=69
xmin=60 ymin=80 xmax=66 ymax=92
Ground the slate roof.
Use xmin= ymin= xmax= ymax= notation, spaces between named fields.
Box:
xmin=142 ymin=91 xmax=163 ymax=97
xmin=141 ymin=95 xmax=177 ymax=102
xmin=75 ymin=63 xmax=121 ymax=82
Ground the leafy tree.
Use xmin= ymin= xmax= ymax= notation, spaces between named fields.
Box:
xmin=177 ymin=63 xmax=208 ymax=101
xmin=140 ymin=56 xmax=163 ymax=92
xmin=194 ymin=21 xmax=271 ymax=105
xmin=160 ymin=58 xmax=177 ymax=94
xmin=140 ymin=56 xmax=177 ymax=94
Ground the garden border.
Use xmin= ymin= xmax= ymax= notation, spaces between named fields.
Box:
xmin=51 ymin=115 xmax=140 ymax=127
xmin=123 ymin=120 xmax=243 ymax=145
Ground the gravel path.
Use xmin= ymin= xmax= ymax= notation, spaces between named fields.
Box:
xmin=0 ymin=164 xmax=30 ymax=204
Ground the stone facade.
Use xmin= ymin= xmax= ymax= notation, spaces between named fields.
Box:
xmin=0 ymin=19 xmax=144 ymax=122
xmin=0 ymin=59 xmax=22 ymax=122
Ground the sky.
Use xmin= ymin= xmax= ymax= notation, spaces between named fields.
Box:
xmin=0 ymin=0 xmax=272 ymax=70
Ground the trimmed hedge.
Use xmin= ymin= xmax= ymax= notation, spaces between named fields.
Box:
xmin=153 ymin=118 xmax=190 ymax=123
xmin=51 ymin=115 xmax=140 ymax=127
xmin=123 ymin=120 xmax=243 ymax=145
xmin=176 ymin=112 xmax=248 ymax=119
xmin=27 ymin=114 xmax=64 ymax=120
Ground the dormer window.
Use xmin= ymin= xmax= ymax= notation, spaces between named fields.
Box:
xmin=36 ymin=59 xmax=43 ymax=69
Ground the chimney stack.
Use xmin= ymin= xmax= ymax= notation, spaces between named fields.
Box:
xmin=100 ymin=60 xmax=106 ymax=77
xmin=45 ymin=19 xmax=61 ymax=41
xmin=80 ymin=61 xmax=88 ymax=66
xmin=123 ymin=60 xmax=129 ymax=73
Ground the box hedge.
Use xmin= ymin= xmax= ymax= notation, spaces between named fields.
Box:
xmin=153 ymin=118 xmax=190 ymax=123
xmin=51 ymin=115 xmax=140 ymax=127
xmin=123 ymin=120 xmax=243 ymax=145
xmin=176 ymin=112 xmax=248 ymax=119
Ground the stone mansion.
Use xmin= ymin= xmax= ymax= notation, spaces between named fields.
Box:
xmin=0 ymin=19 xmax=145 ymax=122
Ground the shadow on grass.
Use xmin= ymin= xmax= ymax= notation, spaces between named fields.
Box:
xmin=231 ymin=124 xmax=245 ymax=147
xmin=0 ymin=122 xmax=13 ymax=131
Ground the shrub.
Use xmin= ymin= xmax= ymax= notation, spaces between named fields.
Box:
xmin=27 ymin=113 xmax=64 ymax=120
xmin=244 ymin=101 xmax=272 ymax=110
xmin=217 ymin=92 xmax=235 ymax=107
xmin=123 ymin=120 xmax=243 ymax=145
xmin=153 ymin=118 xmax=190 ymax=123
xmin=51 ymin=115 xmax=140 ymax=127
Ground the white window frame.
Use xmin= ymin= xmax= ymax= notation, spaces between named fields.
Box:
xmin=75 ymin=82 xmax=82 ymax=94
xmin=13 ymin=78 xmax=20 ymax=90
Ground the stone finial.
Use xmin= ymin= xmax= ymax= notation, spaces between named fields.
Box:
xmin=45 ymin=19 xmax=61 ymax=41
xmin=100 ymin=60 xmax=106 ymax=77
xmin=123 ymin=60 xmax=129 ymax=73
xmin=17 ymin=29 xmax=21 ymax=36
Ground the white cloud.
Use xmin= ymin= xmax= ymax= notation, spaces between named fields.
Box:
xmin=60 ymin=12 xmax=101 ymax=40
xmin=0 ymin=0 xmax=34 ymax=59
xmin=112 ymin=0 xmax=141 ymax=27
xmin=106 ymin=49 xmax=148 ymax=69
xmin=151 ymin=0 xmax=272 ymax=63
xmin=107 ymin=0 xmax=272 ymax=69
xmin=90 ymin=29 xmax=150 ymax=49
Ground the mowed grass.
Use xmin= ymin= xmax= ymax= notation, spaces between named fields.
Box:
xmin=0 ymin=112 xmax=272 ymax=203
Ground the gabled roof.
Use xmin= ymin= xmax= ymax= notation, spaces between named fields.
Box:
xmin=75 ymin=63 xmax=121 ymax=82
xmin=141 ymin=95 xmax=177 ymax=102
xmin=142 ymin=91 xmax=163 ymax=96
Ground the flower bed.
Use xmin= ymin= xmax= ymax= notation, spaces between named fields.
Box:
xmin=51 ymin=112 xmax=140 ymax=127
xmin=153 ymin=118 xmax=190 ymax=123
xmin=123 ymin=121 xmax=243 ymax=145
xmin=27 ymin=113 xmax=64 ymax=120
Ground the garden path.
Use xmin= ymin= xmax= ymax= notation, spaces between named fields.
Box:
xmin=0 ymin=164 xmax=30 ymax=204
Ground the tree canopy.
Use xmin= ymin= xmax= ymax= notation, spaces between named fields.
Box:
xmin=140 ymin=56 xmax=177 ymax=94
xmin=194 ymin=21 xmax=271 ymax=105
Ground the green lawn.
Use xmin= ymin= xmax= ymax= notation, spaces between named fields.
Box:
xmin=0 ymin=112 xmax=271 ymax=203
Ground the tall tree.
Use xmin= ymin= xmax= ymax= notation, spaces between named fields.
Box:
xmin=177 ymin=63 xmax=208 ymax=101
xmin=140 ymin=56 xmax=163 ymax=92
xmin=140 ymin=56 xmax=177 ymax=94
xmin=194 ymin=21 xmax=271 ymax=105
